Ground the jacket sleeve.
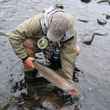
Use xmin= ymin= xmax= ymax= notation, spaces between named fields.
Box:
xmin=62 ymin=15 xmax=77 ymax=63
xmin=61 ymin=36 xmax=77 ymax=79
xmin=60 ymin=15 xmax=78 ymax=81
xmin=7 ymin=14 xmax=42 ymax=60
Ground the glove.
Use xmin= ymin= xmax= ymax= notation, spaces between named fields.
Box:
xmin=23 ymin=57 xmax=35 ymax=69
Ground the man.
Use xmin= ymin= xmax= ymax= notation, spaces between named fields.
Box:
xmin=7 ymin=4 xmax=80 ymax=109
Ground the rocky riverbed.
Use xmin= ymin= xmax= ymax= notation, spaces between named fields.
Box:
xmin=0 ymin=0 xmax=110 ymax=110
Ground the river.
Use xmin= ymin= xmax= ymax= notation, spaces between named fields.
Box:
xmin=0 ymin=0 xmax=110 ymax=110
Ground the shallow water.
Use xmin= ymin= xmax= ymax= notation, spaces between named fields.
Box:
xmin=0 ymin=0 xmax=110 ymax=110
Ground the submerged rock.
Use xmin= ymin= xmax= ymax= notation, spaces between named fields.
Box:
xmin=105 ymin=14 xmax=110 ymax=20
xmin=82 ymin=33 xmax=107 ymax=45
xmin=97 ymin=18 xmax=107 ymax=26
xmin=80 ymin=0 xmax=91 ymax=3
xmin=97 ymin=0 xmax=110 ymax=5
xmin=78 ymin=19 xmax=89 ymax=23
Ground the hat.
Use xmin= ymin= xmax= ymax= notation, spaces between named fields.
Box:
xmin=47 ymin=12 xmax=72 ymax=42
xmin=55 ymin=0 xmax=64 ymax=9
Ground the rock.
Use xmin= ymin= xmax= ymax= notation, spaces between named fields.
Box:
xmin=82 ymin=33 xmax=107 ymax=45
xmin=78 ymin=19 xmax=89 ymax=23
xmin=97 ymin=0 xmax=110 ymax=5
xmin=80 ymin=0 xmax=91 ymax=3
xmin=106 ymin=14 xmax=110 ymax=20
xmin=97 ymin=18 xmax=107 ymax=26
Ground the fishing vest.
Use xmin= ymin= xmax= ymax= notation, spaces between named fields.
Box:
xmin=35 ymin=37 xmax=62 ymax=70
xmin=35 ymin=7 xmax=72 ymax=70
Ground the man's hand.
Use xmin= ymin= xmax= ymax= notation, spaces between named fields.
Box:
xmin=68 ymin=89 xmax=80 ymax=97
xmin=76 ymin=45 xmax=80 ymax=56
xmin=23 ymin=57 xmax=35 ymax=69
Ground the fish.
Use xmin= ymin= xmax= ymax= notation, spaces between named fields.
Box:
xmin=33 ymin=61 xmax=80 ymax=97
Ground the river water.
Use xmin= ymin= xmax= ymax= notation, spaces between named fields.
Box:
xmin=0 ymin=0 xmax=110 ymax=110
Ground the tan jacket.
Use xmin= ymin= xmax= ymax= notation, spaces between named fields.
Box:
xmin=7 ymin=13 xmax=78 ymax=81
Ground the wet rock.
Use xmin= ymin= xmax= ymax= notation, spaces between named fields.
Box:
xmin=11 ymin=80 xmax=25 ymax=93
xmin=97 ymin=0 xmax=110 ymax=5
xmin=105 ymin=14 xmax=110 ymax=20
xmin=82 ymin=33 xmax=107 ymax=45
xmin=97 ymin=18 xmax=107 ymax=26
xmin=73 ymin=67 xmax=81 ymax=82
xmin=78 ymin=19 xmax=89 ymax=23
xmin=80 ymin=0 xmax=91 ymax=3
xmin=73 ymin=66 xmax=84 ymax=82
